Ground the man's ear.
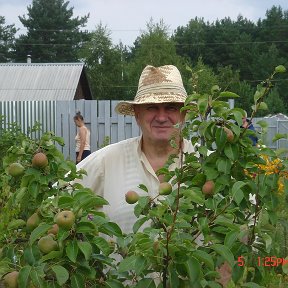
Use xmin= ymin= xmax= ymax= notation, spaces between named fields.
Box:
xmin=133 ymin=105 xmax=139 ymax=120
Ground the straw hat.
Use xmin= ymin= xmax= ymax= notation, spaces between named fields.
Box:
xmin=115 ymin=65 xmax=187 ymax=116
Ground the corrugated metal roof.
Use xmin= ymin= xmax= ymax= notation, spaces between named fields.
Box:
xmin=0 ymin=63 xmax=85 ymax=101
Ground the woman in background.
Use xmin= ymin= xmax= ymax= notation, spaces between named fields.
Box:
xmin=74 ymin=111 xmax=91 ymax=163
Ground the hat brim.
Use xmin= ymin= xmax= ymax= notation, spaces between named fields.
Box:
xmin=115 ymin=92 xmax=187 ymax=116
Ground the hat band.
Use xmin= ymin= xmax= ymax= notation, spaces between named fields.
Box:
xmin=135 ymin=85 xmax=187 ymax=101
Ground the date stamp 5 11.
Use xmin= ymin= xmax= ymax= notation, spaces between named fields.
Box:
xmin=238 ymin=256 xmax=288 ymax=267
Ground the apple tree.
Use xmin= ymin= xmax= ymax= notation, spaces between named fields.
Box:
xmin=0 ymin=129 xmax=123 ymax=287
xmin=114 ymin=65 xmax=288 ymax=287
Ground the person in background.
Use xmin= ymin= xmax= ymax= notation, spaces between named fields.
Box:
xmin=74 ymin=111 xmax=91 ymax=163
xmin=75 ymin=65 xmax=195 ymax=234
xmin=241 ymin=115 xmax=258 ymax=146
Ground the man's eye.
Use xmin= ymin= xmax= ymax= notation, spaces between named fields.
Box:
xmin=167 ymin=106 xmax=177 ymax=111
xmin=147 ymin=106 xmax=157 ymax=110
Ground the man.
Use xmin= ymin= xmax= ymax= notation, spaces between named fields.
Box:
xmin=76 ymin=65 xmax=195 ymax=233
xmin=241 ymin=116 xmax=258 ymax=146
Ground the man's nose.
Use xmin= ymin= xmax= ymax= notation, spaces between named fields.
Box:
xmin=155 ymin=108 xmax=168 ymax=121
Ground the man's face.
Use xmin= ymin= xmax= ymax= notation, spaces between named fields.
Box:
xmin=134 ymin=103 xmax=185 ymax=143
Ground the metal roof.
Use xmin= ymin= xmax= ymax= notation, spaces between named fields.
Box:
xmin=0 ymin=63 xmax=86 ymax=101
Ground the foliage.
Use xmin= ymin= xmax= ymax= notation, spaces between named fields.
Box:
xmin=0 ymin=16 xmax=17 ymax=62
xmin=0 ymin=117 xmax=27 ymax=172
xmin=0 ymin=130 xmax=122 ymax=287
xmin=13 ymin=0 xmax=89 ymax=62
xmin=79 ymin=23 xmax=128 ymax=100
xmin=127 ymin=18 xmax=187 ymax=99
xmin=112 ymin=65 xmax=288 ymax=287
xmin=172 ymin=6 xmax=288 ymax=113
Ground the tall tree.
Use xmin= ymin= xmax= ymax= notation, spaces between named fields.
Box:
xmin=172 ymin=17 xmax=208 ymax=66
xmin=257 ymin=6 xmax=288 ymax=58
xmin=13 ymin=0 xmax=89 ymax=62
xmin=0 ymin=16 xmax=17 ymax=62
xmin=79 ymin=23 xmax=127 ymax=100
xmin=127 ymin=19 xmax=187 ymax=99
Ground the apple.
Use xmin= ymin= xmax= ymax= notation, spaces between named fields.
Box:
xmin=38 ymin=235 xmax=58 ymax=254
xmin=32 ymin=152 xmax=48 ymax=168
xmin=7 ymin=163 xmax=25 ymax=177
xmin=159 ymin=182 xmax=172 ymax=195
xmin=223 ymin=127 xmax=234 ymax=143
xmin=202 ymin=180 xmax=215 ymax=196
xmin=26 ymin=212 xmax=41 ymax=231
xmin=55 ymin=210 xmax=75 ymax=229
xmin=3 ymin=271 xmax=19 ymax=288
xmin=47 ymin=223 xmax=59 ymax=235
xmin=125 ymin=190 xmax=139 ymax=204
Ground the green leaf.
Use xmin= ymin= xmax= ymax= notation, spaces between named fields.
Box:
xmin=58 ymin=196 xmax=74 ymax=208
xmin=182 ymin=189 xmax=204 ymax=205
xmin=105 ymin=279 xmax=125 ymax=288
xmin=191 ymin=174 xmax=206 ymax=186
xmin=224 ymin=230 xmax=239 ymax=248
xmin=99 ymin=222 xmax=122 ymax=237
xmin=138 ymin=184 xmax=148 ymax=192
xmin=215 ymin=127 xmax=227 ymax=150
xmin=51 ymin=265 xmax=69 ymax=285
xmin=216 ymin=158 xmax=232 ymax=174
xmin=71 ymin=273 xmax=85 ymax=288
xmin=230 ymin=109 xmax=244 ymax=126
xmin=23 ymin=246 xmax=38 ymax=266
xmin=135 ymin=255 xmax=148 ymax=275
xmin=185 ymin=257 xmax=201 ymax=284
xmin=40 ymin=250 xmax=62 ymax=262
xmin=210 ymin=244 xmax=234 ymax=267
xmin=7 ymin=219 xmax=26 ymax=230
xmin=219 ymin=91 xmax=239 ymax=98
xmin=261 ymin=233 xmax=272 ymax=253
xmin=258 ymin=102 xmax=268 ymax=110
xmin=77 ymin=241 xmax=92 ymax=261
xmin=118 ymin=255 xmax=137 ymax=272
xmin=272 ymin=133 xmax=288 ymax=142
xmin=66 ymin=239 xmax=78 ymax=262
xmin=30 ymin=268 xmax=45 ymax=288
xmin=253 ymin=90 xmax=263 ymax=102
xmin=133 ymin=216 xmax=148 ymax=233
xmin=29 ymin=223 xmax=51 ymax=245
xmin=138 ymin=196 xmax=150 ymax=208
xmin=135 ymin=278 xmax=156 ymax=288
xmin=18 ymin=266 xmax=32 ymax=287
xmin=198 ymin=97 xmax=208 ymax=115
xmin=224 ymin=144 xmax=239 ymax=161
xmin=282 ymin=257 xmax=288 ymax=274
xmin=274 ymin=65 xmax=286 ymax=73
xmin=231 ymin=181 xmax=246 ymax=205
xmin=193 ymin=250 xmax=214 ymax=270
xmin=241 ymin=283 xmax=264 ymax=288
xmin=77 ymin=195 xmax=108 ymax=210
xmin=76 ymin=221 xmax=96 ymax=233
xmin=168 ymin=264 xmax=180 ymax=287
xmin=93 ymin=236 xmax=111 ymax=256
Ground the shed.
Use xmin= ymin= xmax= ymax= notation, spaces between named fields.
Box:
xmin=0 ymin=62 xmax=92 ymax=101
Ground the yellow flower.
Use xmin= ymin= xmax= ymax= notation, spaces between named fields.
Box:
xmin=255 ymin=154 xmax=286 ymax=193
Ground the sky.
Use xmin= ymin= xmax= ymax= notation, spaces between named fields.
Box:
xmin=1 ymin=0 xmax=287 ymax=46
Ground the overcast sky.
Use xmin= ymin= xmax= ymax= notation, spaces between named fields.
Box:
xmin=1 ymin=0 xmax=287 ymax=46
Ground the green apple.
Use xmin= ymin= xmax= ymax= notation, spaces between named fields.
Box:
xmin=38 ymin=235 xmax=58 ymax=254
xmin=26 ymin=212 xmax=41 ymax=231
xmin=202 ymin=180 xmax=215 ymax=196
xmin=159 ymin=182 xmax=172 ymax=195
xmin=125 ymin=190 xmax=139 ymax=204
xmin=55 ymin=210 xmax=75 ymax=229
xmin=8 ymin=163 xmax=24 ymax=177
xmin=3 ymin=271 xmax=19 ymax=288
xmin=32 ymin=152 xmax=48 ymax=168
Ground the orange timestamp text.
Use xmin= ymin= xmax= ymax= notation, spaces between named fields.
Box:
xmin=237 ymin=256 xmax=288 ymax=267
